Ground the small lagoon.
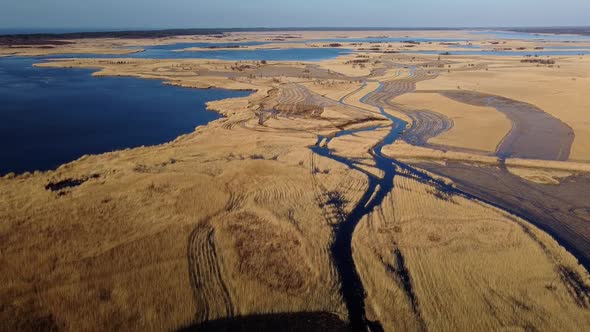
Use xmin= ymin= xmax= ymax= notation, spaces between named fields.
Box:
xmin=31 ymin=41 xmax=353 ymax=62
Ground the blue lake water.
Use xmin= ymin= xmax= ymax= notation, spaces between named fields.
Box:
xmin=0 ymin=43 xmax=349 ymax=175
xmin=29 ymin=42 xmax=352 ymax=62
xmin=164 ymin=47 xmax=352 ymax=61
xmin=0 ymin=56 xmax=250 ymax=175
xmin=3 ymin=32 xmax=587 ymax=174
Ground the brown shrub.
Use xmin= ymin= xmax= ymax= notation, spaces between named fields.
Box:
xmin=226 ymin=212 xmax=310 ymax=293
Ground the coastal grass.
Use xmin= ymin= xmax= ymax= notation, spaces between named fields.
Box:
xmin=393 ymin=92 xmax=511 ymax=153
xmin=353 ymin=169 xmax=590 ymax=331
xmin=0 ymin=127 xmax=353 ymax=330
xmin=415 ymin=55 xmax=590 ymax=161
xmin=0 ymin=69 xmax=380 ymax=330
xmin=2 ymin=31 xmax=590 ymax=332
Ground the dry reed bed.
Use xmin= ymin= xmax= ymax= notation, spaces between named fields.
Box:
xmin=300 ymin=80 xmax=363 ymax=102
xmin=353 ymin=168 xmax=590 ymax=331
xmin=0 ymin=86 xmax=369 ymax=330
xmin=3 ymin=45 xmax=590 ymax=332
xmin=0 ymin=54 xmax=386 ymax=328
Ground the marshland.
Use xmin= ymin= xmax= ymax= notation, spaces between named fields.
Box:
xmin=2 ymin=2 xmax=590 ymax=331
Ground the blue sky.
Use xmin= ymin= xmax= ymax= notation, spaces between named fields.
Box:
xmin=2 ymin=0 xmax=590 ymax=30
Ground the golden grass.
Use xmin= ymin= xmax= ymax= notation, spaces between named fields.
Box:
xmin=506 ymin=158 xmax=590 ymax=173
xmin=0 ymin=125 xmax=356 ymax=329
xmin=382 ymin=141 xmax=500 ymax=165
xmin=416 ymin=56 xmax=590 ymax=161
xmin=319 ymin=54 xmax=375 ymax=77
xmin=506 ymin=167 xmax=573 ymax=185
xmin=0 ymin=61 xmax=382 ymax=328
xmin=3 ymin=35 xmax=590 ymax=331
xmin=393 ymin=92 xmax=511 ymax=152
xmin=34 ymin=58 xmax=260 ymax=91
xmin=341 ymin=81 xmax=382 ymax=115
xmin=354 ymin=168 xmax=590 ymax=331
xmin=300 ymin=80 xmax=363 ymax=101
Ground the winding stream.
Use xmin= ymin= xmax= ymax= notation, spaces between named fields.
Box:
xmin=311 ymin=73 xmax=411 ymax=331
xmin=6 ymin=40 xmax=589 ymax=330
xmin=310 ymin=68 xmax=530 ymax=331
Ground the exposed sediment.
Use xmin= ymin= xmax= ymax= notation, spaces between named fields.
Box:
xmin=439 ymin=90 xmax=574 ymax=161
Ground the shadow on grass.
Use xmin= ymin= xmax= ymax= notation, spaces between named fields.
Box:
xmin=178 ymin=312 xmax=350 ymax=332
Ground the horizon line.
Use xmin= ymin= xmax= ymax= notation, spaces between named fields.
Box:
xmin=2 ymin=25 xmax=589 ymax=37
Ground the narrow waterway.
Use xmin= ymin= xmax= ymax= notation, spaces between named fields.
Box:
xmin=311 ymin=66 xmax=590 ymax=331
xmin=311 ymin=75 xmax=409 ymax=331
xmin=6 ymin=39 xmax=589 ymax=330
xmin=310 ymin=68 xmax=500 ymax=331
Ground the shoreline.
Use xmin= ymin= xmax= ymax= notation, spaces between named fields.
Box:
xmin=1 ymin=58 xmax=257 ymax=177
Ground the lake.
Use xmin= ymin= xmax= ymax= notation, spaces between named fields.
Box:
xmin=31 ymin=42 xmax=352 ymax=62
xmin=0 ymin=42 xmax=352 ymax=175
xmin=0 ymin=56 xmax=250 ymax=175
xmin=5 ymin=33 xmax=585 ymax=175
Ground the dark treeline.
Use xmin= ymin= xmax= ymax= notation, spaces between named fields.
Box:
xmin=0 ymin=28 xmax=225 ymax=45
xmin=4 ymin=26 xmax=590 ymax=46
xmin=0 ymin=26 xmax=496 ymax=41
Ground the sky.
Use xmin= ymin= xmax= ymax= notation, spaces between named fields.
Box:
xmin=2 ymin=0 xmax=590 ymax=31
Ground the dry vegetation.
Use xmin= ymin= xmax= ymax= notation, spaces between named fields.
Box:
xmin=415 ymin=55 xmax=590 ymax=161
xmin=0 ymin=51 xmax=379 ymax=330
xmin=2 ymin=31 xmax=590 ymax=331
xmin=0 ymin=122 xmax=358 ymax=330
xmin=393 ymin=92 xmax=511 ymax=153
xmin=354 ymin=168 xmax=590 ymax=331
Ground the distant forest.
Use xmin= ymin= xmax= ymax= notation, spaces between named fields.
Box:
xmin=2 ymin=26 xmax=590 ymax=45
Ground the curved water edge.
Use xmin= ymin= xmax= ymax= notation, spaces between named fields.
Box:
xmin=8 ymin=39 xmax=590 ymax=65
xmin=312 ymin=79 xmax=408 ymax=331
xmin=4 ymin=43 xmax=590 ymax=330
xmin=0 ymin=56 xmax=252 ymax=175
xmin=13 ymin=42 xmax=353 ymax=62
xmin=311 ymin=67 xmax=590 ymax=331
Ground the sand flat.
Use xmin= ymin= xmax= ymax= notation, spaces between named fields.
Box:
xmin=394 ymin=92 xmax=511 ymax=152
xmin=416 ymin=56 xmax=590 ymax=161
